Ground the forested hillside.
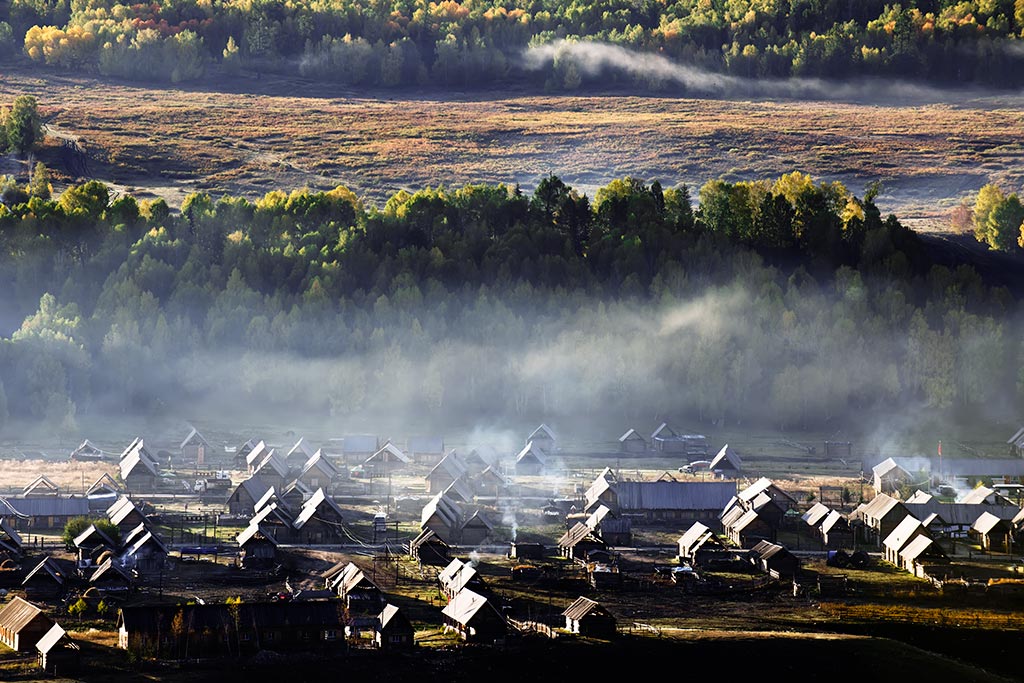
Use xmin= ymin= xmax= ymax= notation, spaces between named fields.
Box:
xmin=1 ymin=0 xmax=1023 ymax=88
xmin=0 ymin=168 xmax=1017 ymax=435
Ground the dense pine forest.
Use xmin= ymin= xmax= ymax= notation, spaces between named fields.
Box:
xmin=0 ymin=158 xmax=1019 ymax=435
xmin=2 ymin=0 xmax=1024 ymax=88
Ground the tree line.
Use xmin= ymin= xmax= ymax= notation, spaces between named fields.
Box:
xmin=2 ymin=0 xmax=1024 ymax=87
xmin=0 ymin=163 xmax=1018 ymax=435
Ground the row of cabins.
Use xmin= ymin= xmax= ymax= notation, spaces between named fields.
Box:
xmin=17 ymin=495 xmax=171 ymax=603
xmin=416 ymin=491 xmax=495 ymax=548
xmin=871 ymin=456 xmax=1024 ymax=501
xmin=618 ymin=423 xmax=709 ymax=456
xmin=236 ymin=486 xmax=347 ymax=565
xmin=855 ymin=491 xmax=1024 ymax=552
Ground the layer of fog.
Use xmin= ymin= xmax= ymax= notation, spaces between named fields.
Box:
xmin=520 ymin=40 xmax=1007 ymax=105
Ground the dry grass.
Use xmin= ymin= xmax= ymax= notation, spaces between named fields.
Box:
xmin=0 ymin=458 xmax=118 ymax=495
xmin=3 ymin=67 xmax=1024 ymax=225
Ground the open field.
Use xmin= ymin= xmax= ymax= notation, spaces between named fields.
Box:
xmin=4 ymin=67 xmax=1024 ymax=227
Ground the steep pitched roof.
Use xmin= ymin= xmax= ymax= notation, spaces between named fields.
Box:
xmin=802 ymin=502 xmax=832 ymax=526
xmin=245 ymin=440 xmax=270 ymax=468
xmin=22 ymin=557 xmax=66 ymax=586
xmin=180 ymin=426 xmax=211 ymax=450
xmin=529 ymin=424 xmax=556 ymax=441
xmin=429 ymin=451 xmax=468 ymax=481
xmin=299 ymin=449 xmax=338 ymax=481
xmin=237 ymin=522 xmax=279 ymax=548
xmin=70 ymin=439 xmax=104 ymax=459
xmin=0 ymin=596 xmax=49 ymax=633
xmin=973 ymin=510 xmax=1011 ymax=535
xmin=22 ymin=475 xmax=59 ymax=496
xmin=871 ymin=457 xmax=910 ymax=478
xmin=904 ymin=490 xmax=934 ymax=504
xmin=292 ymin=488 xmax=344 ymax=530
xmin=36 ymin=622 xmax=74 ymax=655
xmin=618 ymin=429 xmax=644 ymax=443
xmin=366 ymin=441 xmax=410 ymax=464
xmin=0 ymin=516 xmax=23 ymax=548
xmin=106 ymin=496 xmax=142 ymax=527
xmin=73 ymin=523 xmax=117 ymax=550
xmin=421 ymin=492 xmax=463 ymax=530
xmin=961 ymin=486 xmax=1014 ymax=506
xmin=287 ymin=438 xmax=317 ymax=462
xmin=441 ymin=587 xmax=488 ymax=624
xmin=562 ymin=596 xmax=611 ymax=621
xmin=120 ymin=439 xmax=158 ymax=480
xmin=651 ymin=423 xmax=677 ymax=440
xmin=883 ymin=515 xmax=926 ymax=552
xmin=709 ymin=444 xmax=743 ymax=471
xmin=86 ymin=473 xmax=122 ymax=497
xmin=899 ymin=535 xmax=947 ymax=563
xmin=820 ymin=510 xmax=850 ymax=535
xmin=678 ymin=521 xmax=720 ymax=553
xmin=515 ymin=441 xmax=548 ymax=465
xmin=378 ymin=603 xmax=410 ymax=631
xmin=557 ymin=522 xmax=604 ymax=549
xmin=253 ymin=450 xmax=290 ymax=479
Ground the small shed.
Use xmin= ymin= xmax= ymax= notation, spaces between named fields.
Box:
xmin=709 ymin=444 xmax=743 ymax=476
xmin=36 ymin=622 xmax=80 ymax=675
xmin=562 ymin=596 xmax=616 ymax=638
xmin=237 ymin=523 xmax=279 ymax=569
xmin=409 ymin=528 xmax=450 ymax=566
xmin=618 ymin=429 xmax=646 ymax=454
xmin=972 ymin=511 xmax=1014 ymax=553
xmin=748 ymin=540 xmax=800 ymax=578
xmin=375 ymin=603 xmax=414 ymax=651
xmin=441 ymin=588 xmax=507 ymax=643
xmin=180 ymin=426 xmax=211 ymax=466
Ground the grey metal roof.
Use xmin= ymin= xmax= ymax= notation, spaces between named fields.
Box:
xmin=612 ymin=481 xmax=737 ymax=511
xmin=0 ymin=496 xmax=89 ymax=518
xmin=905 ymin=501 xmax=1020 ymax=525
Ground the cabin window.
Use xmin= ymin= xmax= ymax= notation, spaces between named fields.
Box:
xmin=389 ymin=634 xmax=404 ymax=643
xmin=310 ymin=478 xmax=319 ymax=488
xmin=324 ymin=629 xmax=337 ymax=640
xmin=241 ymin=632 xmax=251 ymax=642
